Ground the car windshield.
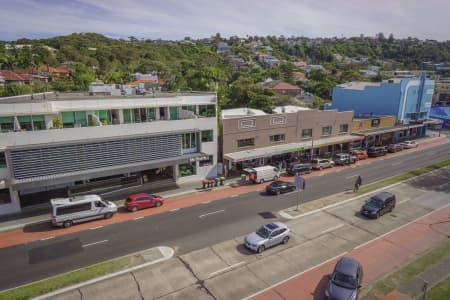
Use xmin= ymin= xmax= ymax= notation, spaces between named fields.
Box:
xmin=256 ymin=226 xmax=270 ymax=239
xmin=332 ymin=271 xmax=357 ymax=289
xmin=368 ymin=197 xmax=384 ymax=208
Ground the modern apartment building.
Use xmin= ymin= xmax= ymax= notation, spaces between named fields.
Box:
xmin=0 ymin=92 xmax=218 ymax=215
xmin=221 ymin=107 xmax=361 ymax=172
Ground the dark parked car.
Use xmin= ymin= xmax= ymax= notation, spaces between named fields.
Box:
xmin=387 ymin=144 xmax=403 ymax=153
xmin=367 ymin=146 xmax=387 ymax=157
xmin=325 ymin=257 xmax=363 ymax=300
xmin=266 ymin=181 xmax=296 ymax=195
xmin=334 ymin=153 xmax=357 ymax=165
xmin=360 ymin=191 xmax=396 ymax=218
xmin=287 ymin=163 xmax=312 ymax=176
xmin=125 ymin=193 xmax=164 ymax=212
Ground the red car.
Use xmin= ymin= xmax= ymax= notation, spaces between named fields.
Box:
xmin=351 ymin=150 xmax=368 ymax=160
xmin=125 ymin=193 xmax=164 ymax=212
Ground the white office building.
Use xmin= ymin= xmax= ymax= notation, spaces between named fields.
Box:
xmin=0 ymin=92 xmax=218 ymax=215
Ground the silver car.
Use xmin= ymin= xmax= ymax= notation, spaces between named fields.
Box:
xmin=244 ymin=222 xmax=290 ymax=253
xmin=311 ymin=158 xmax=335 ymax=170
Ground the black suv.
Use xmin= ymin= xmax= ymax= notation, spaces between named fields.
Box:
xmin=287 ymin=163 xmax=312 ymax=175
xmin=367 ymin=146 xmax=387 ymax=157
xmin=266 ymin=181 xmax=296 ymax=195
xmin=334 ymin=153 xmax=357 ymax=165
xmin=325 ymin=257 xmax=363 ymax=300
xmin=361 ymin=191 xmax=396 ymax=218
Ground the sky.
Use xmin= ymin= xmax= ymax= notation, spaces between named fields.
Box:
xmin=0 ymin=0 xmax=449 ymax=41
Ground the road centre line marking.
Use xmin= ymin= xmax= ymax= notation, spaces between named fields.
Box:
xmin=209 ymin=261 xmax=245 ymax=277
xmin=320 ymin=224 xmax=344 ymax=235
xmin=199 ymin=210 xmax=225 ymax=218
xmin=83 ymin=240 xmax=108 ymax=247
xmin=243 ymin=251 xmax=348 ymax=300
xmin=134 ymin=216 xmax=144 ymax=220
xmin=41 ymin=236 xmax=55 ymax=241
xmin=346 ymin=175 xmax=357 ymax=179
xmin=89 ymin=226 xmax=103 ymax=230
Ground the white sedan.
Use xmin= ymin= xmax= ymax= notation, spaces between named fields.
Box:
xmin=400 ymin=140 xmax=418 ymax=149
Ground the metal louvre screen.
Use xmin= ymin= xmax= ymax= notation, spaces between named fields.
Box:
xmin=10 ymin=134 xmax=182 ymax=180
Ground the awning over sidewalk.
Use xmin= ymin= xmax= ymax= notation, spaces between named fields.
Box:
xmin=356 ymin=123 xmax=430 ymax=136
xmin=11 ymin=152 xmax=207 ymax=190
xmin=224 ymin=134 xmax=364 ymax=163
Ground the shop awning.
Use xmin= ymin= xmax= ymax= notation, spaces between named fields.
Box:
xmin=224 ymin=134 xmax=364 ymax=163
xmin=357 ymin=123 xmax=430 ymax=136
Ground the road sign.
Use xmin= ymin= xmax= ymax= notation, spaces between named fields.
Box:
xmin=294 ymin=174 xmax=305 ymax=190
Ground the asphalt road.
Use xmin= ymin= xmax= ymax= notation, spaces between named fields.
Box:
xmin=1 ymin=142 xmax=450 ymax=291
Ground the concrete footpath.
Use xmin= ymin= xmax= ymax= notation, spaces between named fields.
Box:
xmin=33 ymin=166 xmax=450 ymax=300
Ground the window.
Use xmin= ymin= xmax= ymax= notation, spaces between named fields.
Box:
xmin=0 ymin=152 xmax=6 ymax=168
xmin=95 ymin=110 xmax=111 ymax=125
xmin=339 ymin=124 xmax=349 ymax=133
xmin=123 ymin=109 xmax=133 ymax=123
xmin=61 ymin=111 xmax=87 ymax=128
xmin=322 ymin=126 xmax=332 ymax=136
xmin=147 ymin=108 xmax=156 ymax=120
xmin=201 ymin=130 xmax=214 ymax=142
xmin=182 ymin=133 xmax=197 ymax=151
xmin=169 ymin=107 xmax=179 ymax=120
xmin=179 ymin=162 xmax=196 ymax=177
xmin=0 ymin=116 xmax=14 ymax=132
xmin=270 ymin=134 xmax=285 ymax=143
xmin=199 ymin=155 xmax=214 ymax=167
xmin=56 ymin=203 xmax=92 ymax=216
xmin=237 ymin=138 xmax=255 ymax=148
xmin=199 ymin=105 xmax=216 ymax=117
xmin=302 ymin=128 xmax=312 ymax=138
xmin=371 ymin=119 xmax=380 ymax=127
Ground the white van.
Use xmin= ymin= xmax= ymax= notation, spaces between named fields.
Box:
xmin=244 ymin=166 xmax=281 ymax=184
xmin=51 ymin=195 xmax=118 ymax=228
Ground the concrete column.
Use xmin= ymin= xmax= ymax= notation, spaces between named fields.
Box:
xmin=0 ymin=188 xmax=22 ymax=215
xmin=173 ymin=164 xmax=179 ymax=182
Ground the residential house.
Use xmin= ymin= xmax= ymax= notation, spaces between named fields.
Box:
xmin=264 ymin=81 xmax=302 ymax=97
xmin=224 ymin=55 xmax=248 ymax=71
xmin=0 ymin=70 xmax=25 ymax=85
xmin=216 ymin=41 xmax=230 ymax=53
xmin=293 ymin=71 xmax=307 ymax=83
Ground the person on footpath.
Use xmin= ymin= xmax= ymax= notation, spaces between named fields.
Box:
xmin=354 ymin=175 xmax=362 ymax=192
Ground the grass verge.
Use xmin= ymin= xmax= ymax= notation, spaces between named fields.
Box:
xmin=369 ymin=239 xmax=450 ymax=296
xmin=427 ymin=275 xmax=450 ymax=300
xmin=356 ymin=158 xmax=450 ymax=195
xmin=0 ymin=254 xmax=144 ymax=300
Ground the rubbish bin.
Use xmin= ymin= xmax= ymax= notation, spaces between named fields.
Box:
xmin=214 ymin=177 xmax=220 ymax=187
xmin=220 ymin=176 xmax=225 ymax=186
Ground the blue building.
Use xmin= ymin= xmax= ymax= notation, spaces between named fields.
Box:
xmin=328 ymin=75 xmax=434 ymax=125
xmin=327 ymin=75 xmax=435 ymax=142
xmin=430 ymin=106 xmax=450 ymax=129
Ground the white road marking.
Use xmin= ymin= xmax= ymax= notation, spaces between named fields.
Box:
xmin=199 ymin=210 xmax=225 ymax=218
xmin=391 ymin=161 xmax=403 ymax=166
xmin=346 ymin=175 xmax=357 ymax=179
xmin=40 ymin=236 xmax=55 ymax=241
xmin=202 ymin=201 xmax=210 ymax=204
xmin=89 ymin=226 xmax=103 ymax=230
xmin=231 ymin=194 xmax=239 ymax=198
xmin=83 ymin=240 xmax=108 ymax=247
xmin=134 ymin=216 xmax=144 ymax=220
xmin=209 ymin=261 xmax=245 ymax=277
xmin=320 ymin=224 xmax=344 ymax=235
xmin=170 ymin=208 xmax=180 ymax=212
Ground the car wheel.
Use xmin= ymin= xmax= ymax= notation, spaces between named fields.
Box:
xmin=282 ymin=236 xmax=290 ymax=244
xmin=63 ymin=220 xmax=73 ymax=228
xmin=104 ymin=212 xmax=113 ymax=219
xmin=274 ymin=176 xmax=279 ymax=181
xmin=257 ymin=245 xmax=265 ymax=253
xmin=155 ymin=201 xmax=162 ymax=207
xmin=319 ymin=166 xmax=323 ymax=170
xmin=259 ymin=179 xmax=264 ymax=184
xmin=131 ymin=206 xmax=138 ymax=212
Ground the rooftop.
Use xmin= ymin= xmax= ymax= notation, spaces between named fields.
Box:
xmin=221 ymin=107 xmax=266 ymax=119
xmin=273 ymin=105 xmax=310 ymax=114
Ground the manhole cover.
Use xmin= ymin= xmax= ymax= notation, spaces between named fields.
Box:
xmin=258 ymin=212 xmax=277 ymax=219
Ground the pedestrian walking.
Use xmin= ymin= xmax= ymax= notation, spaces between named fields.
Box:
xmin=354 ymin=175 xmax=362 ymax=192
